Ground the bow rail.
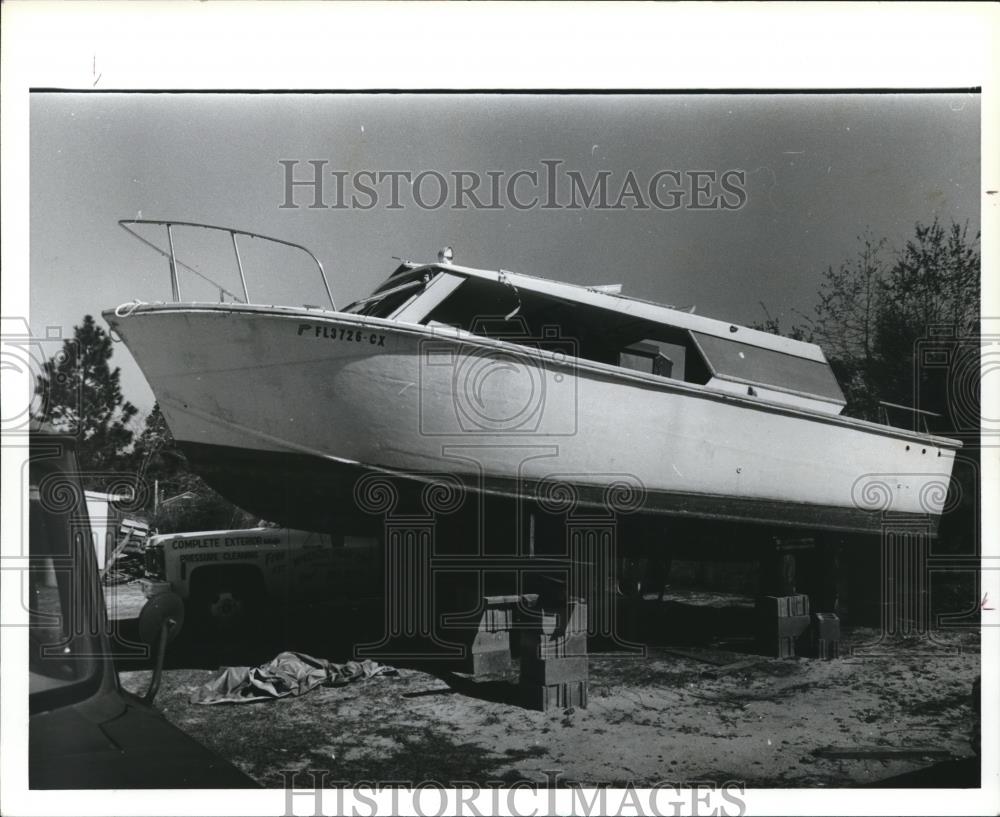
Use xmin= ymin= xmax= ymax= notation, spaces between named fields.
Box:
xmin=118 ymin=219 xmax=335 ymax=310
xmin=877 ymin=400 xmax=941 ymax=434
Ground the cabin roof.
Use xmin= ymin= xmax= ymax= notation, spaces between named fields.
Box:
xmin=390 ymin=260 xmax=829 ymax=364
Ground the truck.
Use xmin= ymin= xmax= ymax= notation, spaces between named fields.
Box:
xmin=143 ymin=526 xmax=382 ymax=632
xmin=26 ymin=424 xmax=257 ymax=788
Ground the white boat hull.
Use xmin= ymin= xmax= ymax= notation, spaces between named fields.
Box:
xmin=104 ymin=304 xmax=959 ymax=535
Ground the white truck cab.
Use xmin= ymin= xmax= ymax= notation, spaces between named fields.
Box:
xmin=144 ymin=527 xmax=380 ymax=631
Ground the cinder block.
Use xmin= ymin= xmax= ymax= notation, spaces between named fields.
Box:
xmin=480 ymin=594 xmax=521 ymax=632
xmin=520 ymin=631 xmax=588 ymax=660
xmin=755 ymin=595 xmax=810 ymax=617
xmin=485 ymin=594 xmax=522 ymax=606
xmin=565 ymin=599 xmax=588 ymax=635
xmin=534 ymin=598 xmax=588 ymax=638
xmin=522 ymin=680 xmax=588 ymax=711
xmin=806 ymin=612 xmax=841 ymax=659
xmin=483 ymin=608 xmax=512 ymax=633
xmin=756 ymin=614 xmax=810 ymax=657
xmin=773 ymin=614 xmax=811 ymax=637
xmin=812 ymin=638 xmax=840 ymax=659
xmin=788 ymin=594 xmax=810 ymax=616
xmin=519 ymin=593 xmax=540 ymax=610
xmin=471 ymin=629 xmax=510 ymax=655
xmin=470 ymin=649 xmax=512 ymax=675
xmin=761 ymin=636 xmax=797 ymax=659
xmin=520 ymin=655 xmax=589 ymax=686
xmin=811 ymin=612 xmax=840 ymax=640
xmin=517 ymin=596 xmax=588 ymax=668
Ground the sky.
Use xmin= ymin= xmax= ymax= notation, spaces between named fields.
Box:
xmin=29 ymin=92 xmax=980 ymax=418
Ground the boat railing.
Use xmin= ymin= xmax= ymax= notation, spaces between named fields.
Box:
xmin=877 ymin=400 xmax=940 ymax=434
xmin=118 ymin=219 xmax=336 ymax=310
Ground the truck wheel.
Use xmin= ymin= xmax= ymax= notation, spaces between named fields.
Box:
xmin=194 ymin=574 xmax=265 ymax=636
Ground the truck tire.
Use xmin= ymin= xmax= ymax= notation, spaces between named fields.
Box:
xmin=190 ymin=569 xmax=266 ymax=637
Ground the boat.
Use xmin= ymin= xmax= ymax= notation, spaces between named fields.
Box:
xmin=103 ymin=220 xmax=960 ymax=538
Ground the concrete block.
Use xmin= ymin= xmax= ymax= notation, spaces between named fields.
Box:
xmin=470 ymin=648 xmax=513 ymax=676
xmin=534 ymin=598 xmax=588 ymax=638
xmin=774 ymin=614 xmax=811 ymax=637
xmin=756 ymin=614 xmax=810 ymax=657
xmin=755 ymin=610 xmax=810 ymax=635
xmin=485 ymin=594 xmax=522 ymax=606
xmin=520 ymin=631 xmax=588 ymax=660
xmin=565 ymin=598 xmax=588 ymax=635
xmin=788 ymin=594 xmax=810 ymax=616
xmin=761 ymin=636 xmax=797 ymax=659
xmin=520 ymin=655 xmax=589 ymax=686
xmin=812 ymin=638 xmax=840 ymax=659
xmin=471 ymin=629 xmax=510 ymax=655
xmin=811 ymin=612 xmax=840 ymax=640
xmin=517 ymin=596 xmax=588 ymax=666
xmin=518 ymin=593 xmax=540 ymax=610
xmin=483 ymin=607 xmax=513 ymax=633
xmin=522 ymin=680 xmax=588 ymax=711
xmin=755 ymin=595 xmax=810 ymax=618
xmin=805 ymin=612 xmax=840 ymax=659
xmin=480 ymin=594 xmax=521 ymax=632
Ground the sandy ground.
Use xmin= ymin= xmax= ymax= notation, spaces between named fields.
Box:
xmin=104 ymin=579 xmax=150 ymax=619
xmin=108 ymin=581 xmax=979 ymax=788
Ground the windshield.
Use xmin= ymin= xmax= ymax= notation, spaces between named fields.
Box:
xmin=691 ymin=331 xmax=846 ymax=403
xmin=343 ymin=269 xmax=432 ymax=318
xmin=29 ymin=450 xmax=102 ymax=707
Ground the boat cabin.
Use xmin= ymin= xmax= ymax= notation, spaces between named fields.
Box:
xmin=115 ymin=220 xmax=847 ymax=419
xmin=344 ymin=260 xmax=848 ymax=417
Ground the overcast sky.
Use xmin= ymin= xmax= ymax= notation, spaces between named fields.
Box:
xmin=30 ymin=92 xmax=980 ymax=416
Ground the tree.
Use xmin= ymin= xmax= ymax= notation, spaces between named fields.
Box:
xmin=812 ymin=233 xmax=887 ymax=365
xmin=775 ymin=219 xmax=981 ymax=424
xmin=871 ymin=220 xmax=980 ymax=420
xmin=808 ymin=233 xmax=888 ymax=420
xmin=130 ymin=402 xmax=182 ymax=482
xmin=751 ymin=301 xmax=811 ymax=342
xmin=34 ymin=314 xmax=138 ymax=475
xmin=131 ymin=402 xmax=257 ymax=534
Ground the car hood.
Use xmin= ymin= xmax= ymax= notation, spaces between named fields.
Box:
xmin=30 ymin=697 xmax=258 ymax=789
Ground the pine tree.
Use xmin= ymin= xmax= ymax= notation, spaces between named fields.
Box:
xmin=35 ymin=314 xmax=138 ymax=473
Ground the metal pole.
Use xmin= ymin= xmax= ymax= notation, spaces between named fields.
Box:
xmin=143 ymin=617 xmax=175 ymax=704
xmin=318 ymin=263 xmax=336 ymax=311
xmin=166 ymin=224 xmax=181 ymax=301
xmin=231 ymin=232 xmax=250 ymax=303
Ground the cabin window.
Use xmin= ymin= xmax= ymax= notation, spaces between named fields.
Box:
xmin=422 ymin=279 xmax=720 ymax=386
xmin=422 ymin=277 xmax=522 ymax=331
xmin=619 ymin=341 xmax=674 ymax=378
xmin=390 ymin=272 xmax=466 ymax=324
xmin=343 ymin=272 xmax=431 ymax=317
xmin=690 ymin=331 xmax=845 ymax=402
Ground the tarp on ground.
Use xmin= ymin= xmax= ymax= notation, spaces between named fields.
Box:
xmin=190 ymin=651 xmax=396 ymax=705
